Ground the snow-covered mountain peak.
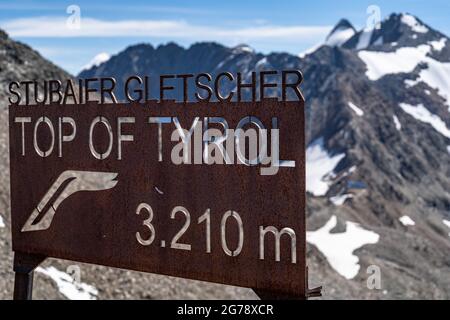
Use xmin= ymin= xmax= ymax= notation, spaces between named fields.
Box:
xmin=325 ymin=19 xmax=356 ymax=47
xmin=342 ymin=13 xmax=447 ymax=52
xmin=400 ymin=13 xmax=429 ymax=34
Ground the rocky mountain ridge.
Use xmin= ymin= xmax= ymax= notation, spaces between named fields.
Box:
xmin=0 ymin=12 xmax=449 ymax=299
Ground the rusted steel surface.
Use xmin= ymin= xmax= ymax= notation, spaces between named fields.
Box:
xmin=9 ymin=98 xmax=306 ymax=297
xmin=13 ymin=252 xmax=45 ymax=300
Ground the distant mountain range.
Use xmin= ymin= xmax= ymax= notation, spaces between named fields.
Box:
xmin=1 ymin=12 xmax=450 ymax=299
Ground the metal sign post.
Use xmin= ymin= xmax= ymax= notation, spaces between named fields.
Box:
xmin=8 ymin=71 xmax=320 ymax=300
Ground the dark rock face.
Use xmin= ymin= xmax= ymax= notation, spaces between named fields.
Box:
xmin=1 ymin=11 xmax=450 ymax=299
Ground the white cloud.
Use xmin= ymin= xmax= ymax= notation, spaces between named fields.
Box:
xmin=33 ymin=46 xmax=87 ymax=57
xmin=1 ymin=16 xmax=330 ymax=43
xmin=0 ymin=4 xmax=215 ymax=15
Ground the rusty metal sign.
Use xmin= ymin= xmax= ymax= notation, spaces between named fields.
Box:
xmin=9 ymin=71 xmax=312 ymax=299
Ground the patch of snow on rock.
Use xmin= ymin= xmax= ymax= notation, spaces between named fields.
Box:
xmin=255 ymin=57 xmax=267 ymax=68
xmin=307 ymin=215 xmax=380 ymax=279
xmin=358 ymin=45 xmax=431 ymax=81
xmin=306 ymin=138 xmax=345 ymax=196
xmin=36 ymin=266 xmax=98 ymax=300
xmin=356 ymin=29 xmax=373 ymax=50
xmin=299 ymin=43 xmax=322 ymax=58
xmin=359 ymin=44 xmax=450 ymax=109
xmin=82 ymin=52 xmax=110 ymax=71
xmin=348 ymin=102 xmax=364 ymax=116
xmin=401 ymin=14 xmax=428 ymax=33
xmin=399 ymin=103 xmax=450 ymax=138
xmin=429 ymin=38 xmax=447 ymax=52
xmin=404 ymin=79 xmax=418 ymax=88
xmin=399 ymin=215 xmax=415 ymax=226
xmin=393 ymin=115 xmax=402 ymax=130
xmin=330 ymin=194 xmax=353 ymax=206
xmin=326 ymin=27 xmax=355 ymax=47
xmin=233 ymin=44 xmax=254 ymax=54
xmin=418 ymin=57 xmax=450 ymax=110
xmin=443 ymin=220 xmax=450 ymax=237
xmin=337 ymin=165 xmax=357 ymax=180
xmin=0 ymin=215 xmax=4 ymax=228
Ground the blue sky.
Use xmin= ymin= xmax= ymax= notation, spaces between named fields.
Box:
xmin=0 ymin=0 xmax=449 ymax=75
